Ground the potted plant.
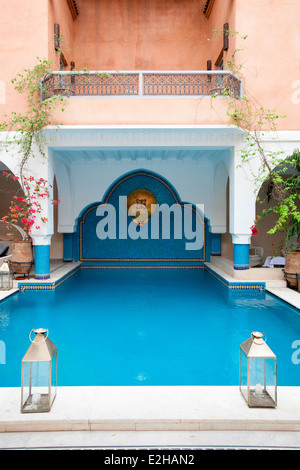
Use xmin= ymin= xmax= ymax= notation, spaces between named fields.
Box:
xmin=1 ymin=172 xmax=59 ymax=279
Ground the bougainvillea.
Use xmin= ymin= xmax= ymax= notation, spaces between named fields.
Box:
xmin=1 ymin=172 xmax=59 ymax=239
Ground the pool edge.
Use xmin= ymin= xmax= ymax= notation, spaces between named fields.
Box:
xmin=0 ymin=386 xmax=299 ymax=433
xmin=1 ymin=262 xmax=298 ymax=311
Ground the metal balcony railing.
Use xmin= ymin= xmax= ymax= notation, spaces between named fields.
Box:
xmin=40 ymin=70 xmax=242 ymax=101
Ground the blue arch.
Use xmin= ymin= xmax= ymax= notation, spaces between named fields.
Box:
xmin=72 ymin=169 xmax=210 ymax=266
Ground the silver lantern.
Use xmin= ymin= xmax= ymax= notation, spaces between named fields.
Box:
xmin=0 ymin=261 xmax=13 ymax=290
xmin=21 ymin=328 xmax=58 ymax=413
xmin=239 ymin=331 xmax=277 ymax=408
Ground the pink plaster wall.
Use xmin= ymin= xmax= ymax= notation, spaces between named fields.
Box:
xmin=1 ymin=0 xmax=300 ymax=130
xmin=48 ymin=0 xmax=75 ymax=70
xmin=0 ymin=0 xmax=49 ymax=119
xmin=206 ymin=0 xmax=236 ymax=70
xmin=234 ymin=0 xmax=300 ymax=130
xmin=52 ymin=95 xmax=231 ymax=126
xmin=73 ymin=0 xmax=209 ymax=71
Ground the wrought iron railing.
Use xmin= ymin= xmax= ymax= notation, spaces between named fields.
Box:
xmin=40 ymin=71 xmax=242 ymax=100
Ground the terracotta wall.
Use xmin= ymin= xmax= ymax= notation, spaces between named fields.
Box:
xmin=206 ymin=0 xmax=236 ymax=70
xmin=1 ymin=0 xmax=300 ymax=130
xmin=72 ymin=0 xmax=209 ymax=70
xmin=234 ymin=0 xmax=300 ymax=130
xmin=0 ymin=0 xmax=48 ymax=119
xmin=48 ymin=0 xmax=75 ymax=70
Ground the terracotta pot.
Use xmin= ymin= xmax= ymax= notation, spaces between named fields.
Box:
xmin=284 ymin=250 xmax=300 ymax=288
xmin=11 ymin=240 xmax=33 ymax=279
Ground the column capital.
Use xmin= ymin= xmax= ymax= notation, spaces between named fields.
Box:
xmin=31 ymin=234 xmax=52 ymax=246
xmin=231 ymin=233 xmax=251 ymax=245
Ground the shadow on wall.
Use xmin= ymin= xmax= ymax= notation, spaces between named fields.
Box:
xmin=254 ymin=179 xmax=287 ymax=260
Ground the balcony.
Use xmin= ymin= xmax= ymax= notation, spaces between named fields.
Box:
xmin=41 ymin=71 xmax=242 ymax=101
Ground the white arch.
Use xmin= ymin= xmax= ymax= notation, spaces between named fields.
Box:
xmin=0 ymin=150 xmax=21 ymax=176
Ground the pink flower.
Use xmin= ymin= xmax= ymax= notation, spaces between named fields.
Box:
xmin=16 ymin=197 xmax=24 ymax=201
xmin=2 ymin=172 xmax=7 ymax=175
xmin=21 ymin=218 xmax=27 ymax=224
xmin=12 ymin=176 xmax=19 ymax=180
xmin=251 ymin=225 xmax=259 ymax=236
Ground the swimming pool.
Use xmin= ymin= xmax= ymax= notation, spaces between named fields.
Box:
xmin=0 ymin=268 xmax=299 ymax=387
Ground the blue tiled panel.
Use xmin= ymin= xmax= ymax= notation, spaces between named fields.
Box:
xmin=211 ymin=233 xmax=221 ymax=256
xmin=74 ymin=171 xmax=209 ymax=265
xmin=63 ymin=233 xmax=73 ymax=262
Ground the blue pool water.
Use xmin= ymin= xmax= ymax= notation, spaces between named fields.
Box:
xmin=0 ymin=268 xmax=300 ymax=387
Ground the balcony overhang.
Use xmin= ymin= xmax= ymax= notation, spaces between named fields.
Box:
xmin=46 ymin=125 xmax=246 ymax=165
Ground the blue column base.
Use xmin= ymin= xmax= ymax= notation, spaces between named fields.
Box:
xmin=233 ymin=244 xmax=249 ymax=270
xmin=34 ymin=245 xmax=50 ymax=279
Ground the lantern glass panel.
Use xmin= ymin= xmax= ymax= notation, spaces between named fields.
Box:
xmin=21 ymin=353 xmax=57 ymax=413
xmin=239 ymin=348 xmax=248 ymax=402
xmin=240 ymin=350 xmax=277 ymax=407
xmin=0 ymin=271 xmax=13 ymax=290
xmin=248 ymin=357 xmax=277 ymax=407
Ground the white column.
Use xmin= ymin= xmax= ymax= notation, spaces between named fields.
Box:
xmin=229 ymin=142 xmax=258 ymax=269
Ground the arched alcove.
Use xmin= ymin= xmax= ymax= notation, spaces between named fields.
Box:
xmin=73 ymin=169 xmax=208 ymax=265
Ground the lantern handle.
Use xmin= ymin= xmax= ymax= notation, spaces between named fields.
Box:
xmin=29 ymin=328 xmax=49 ymax=344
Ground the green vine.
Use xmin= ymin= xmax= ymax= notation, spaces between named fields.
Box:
xmin=0 ymin=57 xmax=67 ymax=191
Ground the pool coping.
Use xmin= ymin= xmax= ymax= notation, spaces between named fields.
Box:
xmin=0 ymin=386 xmax=300 ymax=433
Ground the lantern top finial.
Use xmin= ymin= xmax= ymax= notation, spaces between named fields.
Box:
xmin=252 ymin=331 xmax=263 ymax=338
xmin=33 ymin=328 xmax=48 ymax=335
